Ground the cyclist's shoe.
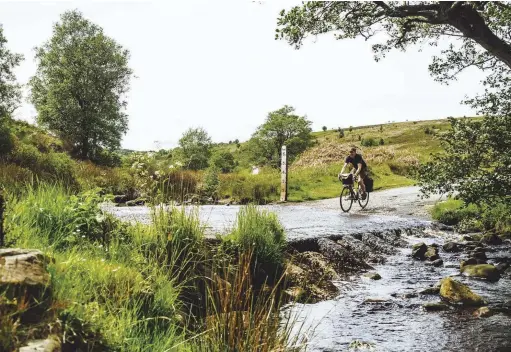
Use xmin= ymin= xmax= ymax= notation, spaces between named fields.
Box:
xmin=361 ymin=192 xmax=367 ymax=200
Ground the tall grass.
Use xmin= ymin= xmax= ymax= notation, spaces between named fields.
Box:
xmin=2 ymin=184 xmax=307 ymax=351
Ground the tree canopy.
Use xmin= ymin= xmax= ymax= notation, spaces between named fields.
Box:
xmin=276 ymin=2 xmax=511 ymax=203
xmin=178 ymin=127 xmax=212 ymax=170
xmin=29 ymin=10 xmax=133 ymax=160
xmin=249 ymin=106 xmax=313 ymax=167
xmin=0 ymin=25 xmax=23 ymax=120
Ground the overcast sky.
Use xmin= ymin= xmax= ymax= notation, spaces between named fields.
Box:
xmin=1 ymin=0 xmax=484 ymax=151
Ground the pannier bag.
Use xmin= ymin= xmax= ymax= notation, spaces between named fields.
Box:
xmin=365 ymin=177 xmax=374 ymax=192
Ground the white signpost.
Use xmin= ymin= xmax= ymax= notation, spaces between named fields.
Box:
xmin=280 ymin=145 xmax=287 ymax=202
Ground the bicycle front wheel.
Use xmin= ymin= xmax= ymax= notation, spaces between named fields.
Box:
xmin=358 ymin=191 xmax=369 ymax=209
xmin=340 ymin=187 xmax=353 ymax=212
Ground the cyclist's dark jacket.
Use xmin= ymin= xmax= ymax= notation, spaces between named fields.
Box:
xmin=345 ymin=154 xmax=367 ymax=170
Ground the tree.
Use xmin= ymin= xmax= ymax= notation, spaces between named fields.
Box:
xmin=29 ymin=10 xmax=133 ymax=160
xmin=379 ymin=125 xmax=383 ymax=133
xmin=379 ymin=138 xmax=385 ymax=145
xmin=349 ymin=126 xmax=353 ymax=132
xmin=338 ymin=128 xmax=345 ymax=138
xmin=178 ymin=127 xmax=212 ymax=170
xmin=210 ymin=151 xmax=236 ymax=173
xmin=276 ymin=1 xmax=511 ymax=204
xmin=0 ymin=25 xmax=23 ymax=120
xmin=249 ymin=106 xmax=313 ymax=167
xmin=322 ymin=126 xmax=327 ymax=132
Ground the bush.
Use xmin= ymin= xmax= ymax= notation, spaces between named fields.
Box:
xmin=480 ymin=202 xmax=511 ymax=232
xmin=322 ymin=126 xmax=327 ymax=132
xmin=0 ymin=122 xmax=14 ymax=157
xmin=361 ymin=138 xmax=377 ymax=147
xmin=431 ymin=199 xmax=479 ymax=226
xmin=201 ymin=167 xmax=220 ymax=199
xmin=219 ymin=172 xmax=279 ymax=204
xmin=225 ymin=205 xmax=285 ymax=270
xmin=379 ymin=138 xmax=384 ymax=145
xmin=210 ymin=151 xmax=236 ymax=173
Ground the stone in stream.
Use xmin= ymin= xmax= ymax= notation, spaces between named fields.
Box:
xmin=425 ymin=259 xmax=443 ymax=267
xmin=460 ymin=264 xmax=501 ymax=282
xmin=443 ymin=242 xmax=465 ymax=253
xmin=373 ymin=229 xmax=407 ymax=247
xmin=468 ymin=250 xmax=487 ymax=261
xmin=424 ymin=246 xmax=440 ymax=261
xmin=337 ymin=235 xmax=385 ymax=264
xmin=423 ymin=302 xmax=450 ymax=312
xmin=480 ymin=233 xmax=503 ymax=246
xmin=317 ymin=238 xmax=373 ymax=273
xmin=473 ymin=306 xmax=495 ymax=318
xmin=420 ymin=286 xmax=440 ymax=295
xmin=496 ymin=262 xmax=510 ymax=273
xmin=412 ymin=242 xmax=427 ymax=260
xmin=356 ymin=233 xmax=396 ymax=255
xmin=439 ymin=277 xmax=486 ymax=306
xmin=20 ymin=335 xmax=60 ymax=352
xmin=363 ymin=272 xmax=381 ymax=280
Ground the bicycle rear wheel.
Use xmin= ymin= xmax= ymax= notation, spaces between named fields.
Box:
xmin=358 ymin=190 xmax=369 ymax=209
xmin=340 ymin=187 xmax=353 ymax=212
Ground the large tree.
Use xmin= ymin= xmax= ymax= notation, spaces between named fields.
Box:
xmin=276 ymin=2 xmax=511 ymax=203
xmin=0 ymin=25 xmax=23 ymax=120
xmin=250 ymin=106 xmax=313 ymax=167
xmin=30 ymin=10 xmax=133 ymax=160
xmin=178 ymin=127 xmax=213 ymax=170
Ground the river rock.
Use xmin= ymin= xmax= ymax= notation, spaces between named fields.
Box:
xmin=126 ymin=198 xmax=147 ymax=206
xmin=473 ymin=306 xmax=495 ymax=318
xmin=374 ymin=229 xmax=407 ymax=247
xmin=318 ymin=238 xmax=373 ymax=272
xmin=20 ymin=335 xmax=60 ymax=352
xmin=113 ymin=194 xmax=128 ymax=204
xmin=480 ymin=233 xmax=503 ymax=245
xmin=0 ymin=249 xmax=51 ymax=299
xmin=412 ymin=242 xmax=428 ymax=260
xmin=462 ymin=234 xmax=483 ymax=242
xmin=425 ymin=259 xmax=443 ymax=267
xmin=425 ymin=246 xmax=440 ymax=261
xmin=358 ymin=233 xmax=395 ymax=255
xmin=496 ymin=262 xmax=510 ymax=273
xmin=461 ymin=264 xmax=501 ymax=282
xmin=337 ymin=236 xmax=385 ymax=264
xmin=363 ymin=272 xmax=381 ymax=280
xmin=285 ymin=251 xmax=339 ymax=302
xmin=439 ymin=277 xmax=486 ymax=306
xmin=443 ymin=242 xmax=464 ymax=253
xmin=423 ymin=302 xmax=450 ymax=311
xmin=469 ymin=250 xmax=487 ymax=261
xmin=420 ymin=286 xmax=440 ymax=295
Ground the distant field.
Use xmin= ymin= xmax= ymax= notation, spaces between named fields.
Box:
xmin=215 ymin=118 xmax=454 ymax=202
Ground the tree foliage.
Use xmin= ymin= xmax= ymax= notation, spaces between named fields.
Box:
xmin=178 ymin=127 xmax=212 ymax=170
xmin=210 ymin=151 xmax=236 ymax=173
xmin=276 ymin=1 xmax=511 ymax=202
xmin=249 ymin=106 xmax=313 ymax=167
xmin=29 ymin=10 xmax=133 ymax=160
xmin=418 ymin=117 xmax=510 ymax=205
xmin=0 ymin=25 xmax=23 ymax=120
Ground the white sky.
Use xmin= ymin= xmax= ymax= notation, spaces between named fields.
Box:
xmin=1 ymin=0 xmax=484 ymax=151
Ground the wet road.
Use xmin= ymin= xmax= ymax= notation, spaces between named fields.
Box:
xmin=104 ymin=186 xmax=438 ymax=240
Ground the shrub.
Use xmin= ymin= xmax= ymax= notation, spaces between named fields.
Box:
xmin=225 ymin=205 xmax=285 ymax=271
xmin=431 ymin=199 xmax=479 ymax=226
xmin=379 ymin=138 xmax=385 ymax=145
xmin=322 ymin=126 xmax=327 ymax=132
xmin=210 ymin=151 xmax=236 ymax=173
xmin=0 ymin=122 xmax=14 ymax=157
xmin=219 ymin=172 xmax=279 ymax=204
xmin=361 ymin=138 xmax=377 ymax=147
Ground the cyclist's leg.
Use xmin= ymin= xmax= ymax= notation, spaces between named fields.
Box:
xmin=358 ymin=171 xmax=366 ymax=194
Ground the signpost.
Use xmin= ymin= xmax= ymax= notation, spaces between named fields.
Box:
xmin=280 ymin=145 xmax=287 ymax=202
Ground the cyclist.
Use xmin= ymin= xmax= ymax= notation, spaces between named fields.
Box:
xmin=338 ymin=147 xmax=368 ymax=200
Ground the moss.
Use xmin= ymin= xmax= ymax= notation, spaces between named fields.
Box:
xmin=440 ymin=277 xmax=485 ymax=306
xmin=461 ymin=264 xmax=501 ymax=282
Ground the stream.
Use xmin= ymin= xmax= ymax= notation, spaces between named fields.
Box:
xmin=104 ymin=187 xmax=511 ymax=352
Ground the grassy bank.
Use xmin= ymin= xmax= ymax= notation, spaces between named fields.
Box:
xmin=1 ymin=184 xmax=306 ymax=351
xmin=0 ymin=117 xmax=453 ymax=205
xmin=431 ymin=198 xmax=511 ymax=235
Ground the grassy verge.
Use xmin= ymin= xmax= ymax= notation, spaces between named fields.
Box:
xmin=431 ymin=198 xmax=511 ymax=235
xmin=1 ymin=184 xmax=306 ymax=351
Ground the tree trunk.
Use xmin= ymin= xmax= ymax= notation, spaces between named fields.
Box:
xmin=446 ymin=3 xmax=511 ymax=69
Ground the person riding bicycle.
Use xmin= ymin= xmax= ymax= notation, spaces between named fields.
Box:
xmin=338 ymin=147 xmax=368 ymax=200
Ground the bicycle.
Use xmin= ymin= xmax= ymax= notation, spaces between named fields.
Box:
xmin=339 ymin=173 xmax=370 ymax=212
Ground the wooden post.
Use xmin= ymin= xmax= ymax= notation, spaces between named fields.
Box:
xmin=280 ymin=145 xmax=287 ymax=202
xmin=0 ymin=190 xmax=4 ymax=247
